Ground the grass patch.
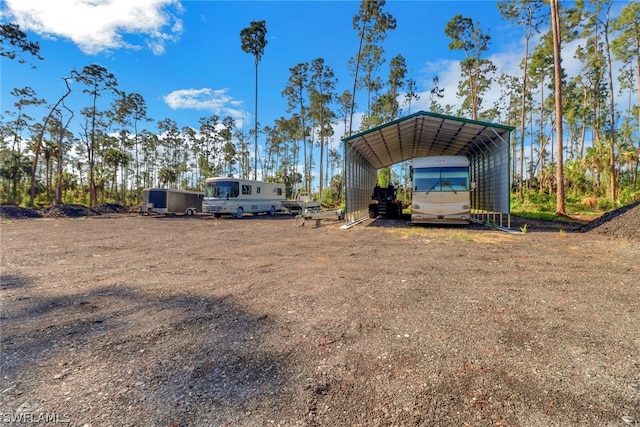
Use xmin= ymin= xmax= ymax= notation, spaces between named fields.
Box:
xmin=452 ymin=232 xmax=475 ymax=242
xmin=509 ymin=191 xmax=635 ymax=223
xmin=511 ymin=210 xmax=574 ymax=222
xmin=510 ymin=210 xmax=592 ymax=224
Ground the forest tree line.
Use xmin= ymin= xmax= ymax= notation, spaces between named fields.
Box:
xmin=1 ymin=0 xmax=639 ymax=212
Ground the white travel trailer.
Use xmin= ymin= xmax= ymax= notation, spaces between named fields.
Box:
xmin=202 ymin=177 xmax=286 ymax=218
xmin=410 ymin=156 xmax=472 ymax=225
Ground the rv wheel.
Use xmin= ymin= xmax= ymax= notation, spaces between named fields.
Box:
xmin=186 ymin=209 xmax=193 ymax=216
xmin=236 ymin=207 xmax=244 ymax=219
xmin=269 ymin=206 xmax=276 ymax=216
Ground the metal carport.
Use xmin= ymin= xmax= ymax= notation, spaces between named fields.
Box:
xmin=342 ymin=110 xmax=515 ymax=227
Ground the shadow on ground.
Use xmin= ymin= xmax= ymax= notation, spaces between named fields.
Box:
xmin=1 ymin=282 xmax=291 ymax=426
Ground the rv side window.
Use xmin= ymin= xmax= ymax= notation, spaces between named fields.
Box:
xmin=229 ymin=182 xmax=239 ymax=198
xmin=276 ymin=188 xmax=283 ymax=196
xmin=257 ymin=187 xmax=261 ymax=194
xmin=242 ymin=185 xmax=251 ymax=195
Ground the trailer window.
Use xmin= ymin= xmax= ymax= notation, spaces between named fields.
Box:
xmin=242 ymin=185 xmax=252 ymax=195
xmin=257 ymin=187 xmax=261 ymax=194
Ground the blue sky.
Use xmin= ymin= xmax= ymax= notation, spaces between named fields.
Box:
xmin=1 ymin=1 xmax=524 ymax=135
xmin=1 ymin=0 xmax=629 ymax=188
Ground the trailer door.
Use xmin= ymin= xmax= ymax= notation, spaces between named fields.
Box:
xmin=148 ymin=189 xmax=168 ymax=209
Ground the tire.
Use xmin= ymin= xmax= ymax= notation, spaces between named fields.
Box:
xmin=236 ymin=207 xmax=244 ymax=219
xmin=368 ymin=204 xmax=378 ymax=219
xmin=269 ymin=206 xmax=276 ymax=216
xmin=186 ymin=208 xmax=193 ymax=216
xmin=214 ymin=213 xmax=221 ymax=218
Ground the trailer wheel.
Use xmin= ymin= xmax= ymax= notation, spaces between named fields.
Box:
xmin=236 ymin=207 xmax=244 ymax=219
xmin=186 ymin=208 xmax=193 ymax=216
xmin=269 ymin=206 xmax=276 ymax=216
xmin=214 ymin=213 xmax=221 ymax=218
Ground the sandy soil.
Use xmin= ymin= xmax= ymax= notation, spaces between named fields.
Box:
xmin=1 ymin=206 xmax=639 ymax=426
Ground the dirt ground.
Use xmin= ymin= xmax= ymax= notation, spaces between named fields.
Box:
xmin=1 ymin=204 xmax=639 ymax=426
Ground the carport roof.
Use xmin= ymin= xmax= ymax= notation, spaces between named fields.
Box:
xmin=342 ymin=110 xmax=515 ymax=169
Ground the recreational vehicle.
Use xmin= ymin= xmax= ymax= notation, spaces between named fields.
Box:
xmin=142 ymin=188 xmax=203 ymax=216
xmin=202 ymin=177 xmax=285 ymax=218
xmin=410 ymin=156 xmax=472 ymax=224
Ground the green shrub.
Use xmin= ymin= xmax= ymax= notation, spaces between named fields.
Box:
xmin=597 ymin=198 xmax=615 ymax=211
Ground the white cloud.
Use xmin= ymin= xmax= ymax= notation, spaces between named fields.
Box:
xmin=4 ymin=0 xmax=184 ymax=55
xmin=163 ymin=87 xmax=246 ymax=121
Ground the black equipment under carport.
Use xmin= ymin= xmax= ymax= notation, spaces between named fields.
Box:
xmin=369 ymin=184 xmax=402 ymax=219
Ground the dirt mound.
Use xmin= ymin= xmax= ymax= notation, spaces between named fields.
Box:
xmin=579 ymin=201 xmax=640 ymax=240
xmin=38 ymin=203 xmax=128 ymax=218
xmin=0 ymin=205 xmax=42 ymax=219
xmin=39 ymin=204 xmax=101 ymax=218
xmin=92 ymin=203 xmax=128 ymax=214
xmin=128 ymin=204 xmax=143 ymax=213
xmin=1 ymin=203 xmax=131 ymax=219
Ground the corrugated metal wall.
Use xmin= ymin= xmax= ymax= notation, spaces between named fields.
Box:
xmin=469 ymin=129 xmax=511 ymax=227
xmin=344 ymin=142 xmax=378 ymax=224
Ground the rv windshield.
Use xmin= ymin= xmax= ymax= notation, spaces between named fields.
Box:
xmin=205 ymin=180 xmax=239 ymax=198
xmin=413 ymin=167 xmax=469 ymax=192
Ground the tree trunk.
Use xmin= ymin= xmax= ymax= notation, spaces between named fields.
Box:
xmin=550 ymin=0 xmax=565 ymax=215
xmin=636 ymin=35 xmax=640 ymax=191
xmin=519 ymin=34 xmax=530 ymax=201
xmin=56 ymin=122 xmax=64 ymax=204
xmin=29 ymin=78 xmax=72 ymax=206
xmin=602 ymin=5 xmax=617 ymax=202
xmin=254 ymin=61 xmax=259 ymax=181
